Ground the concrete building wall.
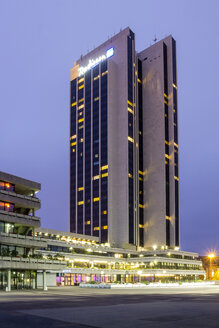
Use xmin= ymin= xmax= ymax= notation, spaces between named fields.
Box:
xmin=138 ymin=35 xmax=179 ymax=248
xmin=37 ymin=272 xmax=57 ymax=287
xmin=108 ymin=28 xmax=130 ymax=248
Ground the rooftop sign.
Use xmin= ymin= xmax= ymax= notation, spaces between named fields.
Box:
xmin=78 ymin=48 xmax=114 ymax=77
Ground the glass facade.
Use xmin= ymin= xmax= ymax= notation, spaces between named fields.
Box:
xmin=70 ymin=78 xmax=77 ymax=233
xmin=77 ymin=78 xmax=84 ymax=235
xmin=0 ymin=270 xmax=36 ymax=290
xmin=172 ymin=38 xmax=180 ymax=246
xmin=127 ymin=31 xmax=135 ymax=245
xmin=92 ymin=64 xmax=100 ymax=237
xmin=0 ymin=201 xmax=14 ymax=212
xmin=163 ymin=42 xmax=170 ymax=246
xmin=0 ymin=181 xmax=15 ymax=192
xmin=100 ymin=61 xmax=108 ymax=243
xmin=138 ymin=59 xmax=144 ymax=247
xmin=70 ymin=61 xmax=108 ymax=241
xmin=85 ymin=70 xmax=92 ymax=236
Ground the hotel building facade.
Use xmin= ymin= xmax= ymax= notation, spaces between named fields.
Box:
xmin=70 ymin=27 xmax=179 ymax=250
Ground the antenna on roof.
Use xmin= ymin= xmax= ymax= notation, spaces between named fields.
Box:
xmin=153 ymin=35 xmax=157 ymax=43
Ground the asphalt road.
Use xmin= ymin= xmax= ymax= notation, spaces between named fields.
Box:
xmin=1 ymin=286 xmax=219 ymax=327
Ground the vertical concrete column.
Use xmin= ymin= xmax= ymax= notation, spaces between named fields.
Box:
xmin=7 ymin=269 xmax=11 ymax=292
xmin=43 ymin=270 xmax=48 ymax=291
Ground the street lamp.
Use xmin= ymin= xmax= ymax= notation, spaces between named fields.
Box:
xmin=208 ymin=253 xmax=215 ymax=280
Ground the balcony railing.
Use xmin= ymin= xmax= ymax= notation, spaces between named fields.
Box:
xmin=0 ymin=189 xmax=40 ymax=204
xmin=0 ymin=256 xmax=66 ymax=265
xmin=0 ymin=210 xmax=40 ymax=222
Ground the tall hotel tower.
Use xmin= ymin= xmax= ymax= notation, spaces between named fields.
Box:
xmin=70 ymin=27 xmax=179 ymax=250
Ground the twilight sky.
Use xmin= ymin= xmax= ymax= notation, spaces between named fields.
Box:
xmin=0 ymin=0 xmax=218 ymax=255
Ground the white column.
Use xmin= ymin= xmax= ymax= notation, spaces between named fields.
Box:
xmin=43 ymin=270 xmax=48 ymax=291
xmin=7 ymin=269 xmax=11 ymax=292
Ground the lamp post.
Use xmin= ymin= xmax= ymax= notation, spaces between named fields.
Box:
xmin=208 ymin=253 xmax=215 ymax=280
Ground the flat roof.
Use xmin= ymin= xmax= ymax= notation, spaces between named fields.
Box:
xmin=0 ymin=171 xmax=41 ymax=192
xmin=36 ymin=227 xmax=99 ymax=242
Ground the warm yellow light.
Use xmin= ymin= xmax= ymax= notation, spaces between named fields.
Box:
xmin=208 ymin=253 xmax=215 ymax=259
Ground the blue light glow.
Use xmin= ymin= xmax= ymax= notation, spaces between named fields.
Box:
xmin=106 ymin=47 xmax=114 ymax=58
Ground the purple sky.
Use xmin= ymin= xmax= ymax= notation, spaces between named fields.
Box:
xmin=1 ymin=0 xmax=219 ymax=255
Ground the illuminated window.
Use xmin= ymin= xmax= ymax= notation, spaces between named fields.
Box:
xmin=80 ymin=138 xmax=84 ymax=142
xmin=165 ymin=140 xmax=170 ymax=146
xmin=78 ymin=104 xmax=84 ymax=110
xmin=174 ymin=176 xmax=179 ymax=181
xmin=173 ymin=83 xmax=177 ymax=89
xmin=78 ymin=201 xmax=84 ymax=205
xmin=93 ymin=197 xmax=99 ymax=202
xmin=128 ymin=173 xmax=133 ymax=178
xmin=70 ymin=135 xmax=76 ymax=140
xmin=94 ymin=97 xmax=99 ymax=102
xmin=79 ymin=125 xmax=84 ymax=129
xmin=165 ymin=154 xmax=170 ymax=159
xmin=128 ymin=136 xmax=134 ymax=143
xmin=139 ymin=170 xmax=144 ymax=176
xmin=127 ymin=100 xmax=133 ymax=107
xmin=166 ymin=215 xmax=171 ymax=220
xmin=102 ymin=71 xmax=108 ymax=76
xmin=137 ymin=78 xmax=142 ymax=83
xmin=72 ymin=148 xmax=75 ymax=152
xmin=78 ymin=84 xmax=84 ymax=90
xmin=139 ymin=177 xmax=143 ymax=181
xmin=71 ymin=102 xmax=77 ymax=107
xmin=78 ymin=187 xmax=84 ymax=191
xmin=139 ymin=204 xmax=144 ymax=208
xmin=128 ymin=107 xmax=134 ymax=114
xmin=139 ymin=224 xmax=144 ymax=228
xmin=79 ymin=98 xmax=84 ymax=103
xmin=102 ymin=226 xmax=108 ymax=230
xmin=102 ymin=210 xmax=107 ymax=215
xmin=78 ymin=118 xmax=84 ymax=123
xmin=92 ymin=175 xmax=100 ymax=180
xmin=71 ymin=141 xmax=76 ymax=146
xmin=94 ymin=75 xmax=100 ymax=81
xmin=101 ymin=172 xmax=108 ymax=178
xmin=78 ymin=78 xmax=84 ymax=84
xmin=101 ymin=165 xmax=108 ymax=171
xmin=85 ymin=220 xmax=91 ymax=225
xmin=174 ymin=142 xmax=178 ymax=148
xmin=93 ymin=227 xmax=100 ymax=231
xmin=164 ymin=99 xmax=168 ymax=105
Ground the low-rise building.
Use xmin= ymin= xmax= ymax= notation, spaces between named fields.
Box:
xmin=0 ymin=172 xmax=66 ymax=291
xmin=35 ymin=228 xmax=205 ymax=286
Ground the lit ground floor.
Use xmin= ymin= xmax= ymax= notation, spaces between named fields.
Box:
xmin=57 ymin=271 xmax=205 ymax=286
xmin=0 ymin=267 xmax=205 ymax=291
xmin=0 ymin=270 xmax=36 ymax=290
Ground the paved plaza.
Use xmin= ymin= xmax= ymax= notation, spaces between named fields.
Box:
xmin=1 ymin=286 xmax=219 ymax=327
